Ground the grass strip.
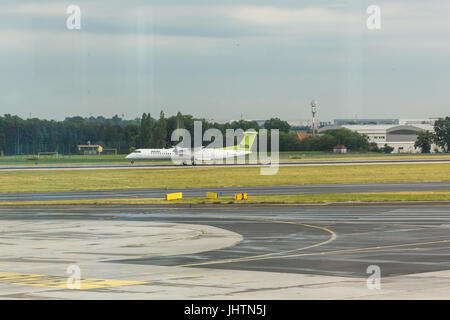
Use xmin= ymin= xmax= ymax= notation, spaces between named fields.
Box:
xmin=1 ymin=191 xmax=450 ymax=206
xmin=1 ymin=163 xmax=450 ymax=193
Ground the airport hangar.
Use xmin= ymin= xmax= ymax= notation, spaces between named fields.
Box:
xmin=318 ymin=123 xmax=439 ymax=153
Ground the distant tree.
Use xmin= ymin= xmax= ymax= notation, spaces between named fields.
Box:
xmin=327 ymin=128 xmax=370 ymax=151
xmin=433 ymin=117 xmax=450 ymax=152
xmin=111 ymin=115 xmax=121 ymax=125
xmin=414 ymin=130 xmax=433 ymax=153
xmin=279 ymin=132 xmax=302 ymax=151
xmin=381 ymin=144 xmax=394 ymax=154
xmin=294 ymin=128 xmax=370 ymax=152
xmin=368 ymin=142 xmax=380 ymax=153
xmin=139 ymin=113 xmax=152 ymax=148
xmin=229 ymin=120 xmax=259 ymax=131
xmin=153 ymin=111 xmax=167 ymax=148
xmin=123 ymin=124 xmax=139 ymax=150
xmin=139 ymin=113 xmax=146 ymax=147
xmin=0 ymin=132 xmax=5 ymax=155
xmin=316 ymin=134 xmax=337 ymax=151
xmin=176 ymin=112 xmax=184 ymax=129
xmin=263 ymin=118 xmax=291 ymax=133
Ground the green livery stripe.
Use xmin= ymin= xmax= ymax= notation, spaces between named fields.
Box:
xmin=222 ymin=131 xmax=258 ymax=151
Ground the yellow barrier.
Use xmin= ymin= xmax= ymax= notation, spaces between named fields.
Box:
xmin=206 ymin=192 xmax=218 ymax=199
xmin=234 ymin=193 xmax=248 ymax=200
xmin=166 ymin=192 xmax=182 ymax=200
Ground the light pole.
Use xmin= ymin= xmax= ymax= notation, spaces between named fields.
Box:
xmin=311 ymin=100 xmax=318 ymax=136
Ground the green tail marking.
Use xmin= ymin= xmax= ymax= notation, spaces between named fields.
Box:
xmin=223 ymin=131 xmax=258 ymax=151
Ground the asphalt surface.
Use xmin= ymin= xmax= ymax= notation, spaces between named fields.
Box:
xmin=1 ymin=157 xmax=450 ymax=171
xmin=1 ymin=182 xmax=449 ymax=202
xmin=2 ymin=204 xmax=450 ymax=278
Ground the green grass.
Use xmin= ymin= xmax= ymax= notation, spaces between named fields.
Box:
xmin=1 ymin=152 xmax=449 ymax=165
xmin=0 ymin=154 xmax=168 ymax=165
xmin=279 ymin=151 xmax=450 ymax=161
xmin=1 ymin=191 xmax=449 ymax=206
xmin=0 ymin=163 xmax=450 ymax=193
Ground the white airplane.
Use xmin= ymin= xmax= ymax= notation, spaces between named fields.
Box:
xmin=125 ymin=131 xmax=258 ymax=165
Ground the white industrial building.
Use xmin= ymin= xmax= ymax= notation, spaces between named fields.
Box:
xmin=318 ymin=124 xmax=439 ymax=153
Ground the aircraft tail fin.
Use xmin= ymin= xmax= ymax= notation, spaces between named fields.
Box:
xmin=237 ymin=131 xmax=258 ymax=151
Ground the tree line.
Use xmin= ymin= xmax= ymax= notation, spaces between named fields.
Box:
xmin=414 ymin=117 xmax=450 ymax=153
xmin=278 ymin=128 xmax=379 ymax=152
xmin=1 ymin=112 xmax=448 ymax=155
xmin=0 ymin=113 xmax=291 ymax=155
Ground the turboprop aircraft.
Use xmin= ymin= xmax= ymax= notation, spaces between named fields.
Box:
xmin=125 ymin=131 xmax=258 ymax=165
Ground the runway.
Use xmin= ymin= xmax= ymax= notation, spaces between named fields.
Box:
xmin=1 ymin=204 xmax=450 ymax=299
xmin=1 ymin=181 xmax=449 ymax=202
xmin=1 ymin=157 xmax=450 ymax=171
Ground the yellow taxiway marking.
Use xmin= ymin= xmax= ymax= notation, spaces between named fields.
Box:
xmin=0 ymin=272 xmax=149 ymax=290
xmin=177 ymin=238 xmax=450 ymax=267
xmin=176 ymin=217 xmax=337 ymax=268
xmin=229 ymin=238 xmax=450 ymax=262
xmin=174 ymin=217 xmax=450 ymax=268
xmin=282 ymin=238 xmax=450 ymax=259
xmin=319 ymin=221 xmax=450 ymax=229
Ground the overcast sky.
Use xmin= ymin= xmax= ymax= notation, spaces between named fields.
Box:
xmin=1 ymin=0 xmax=449 ymax=122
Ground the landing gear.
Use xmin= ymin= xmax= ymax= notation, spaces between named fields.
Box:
xmin=130 ymin=160 xmax=134 ymax=164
